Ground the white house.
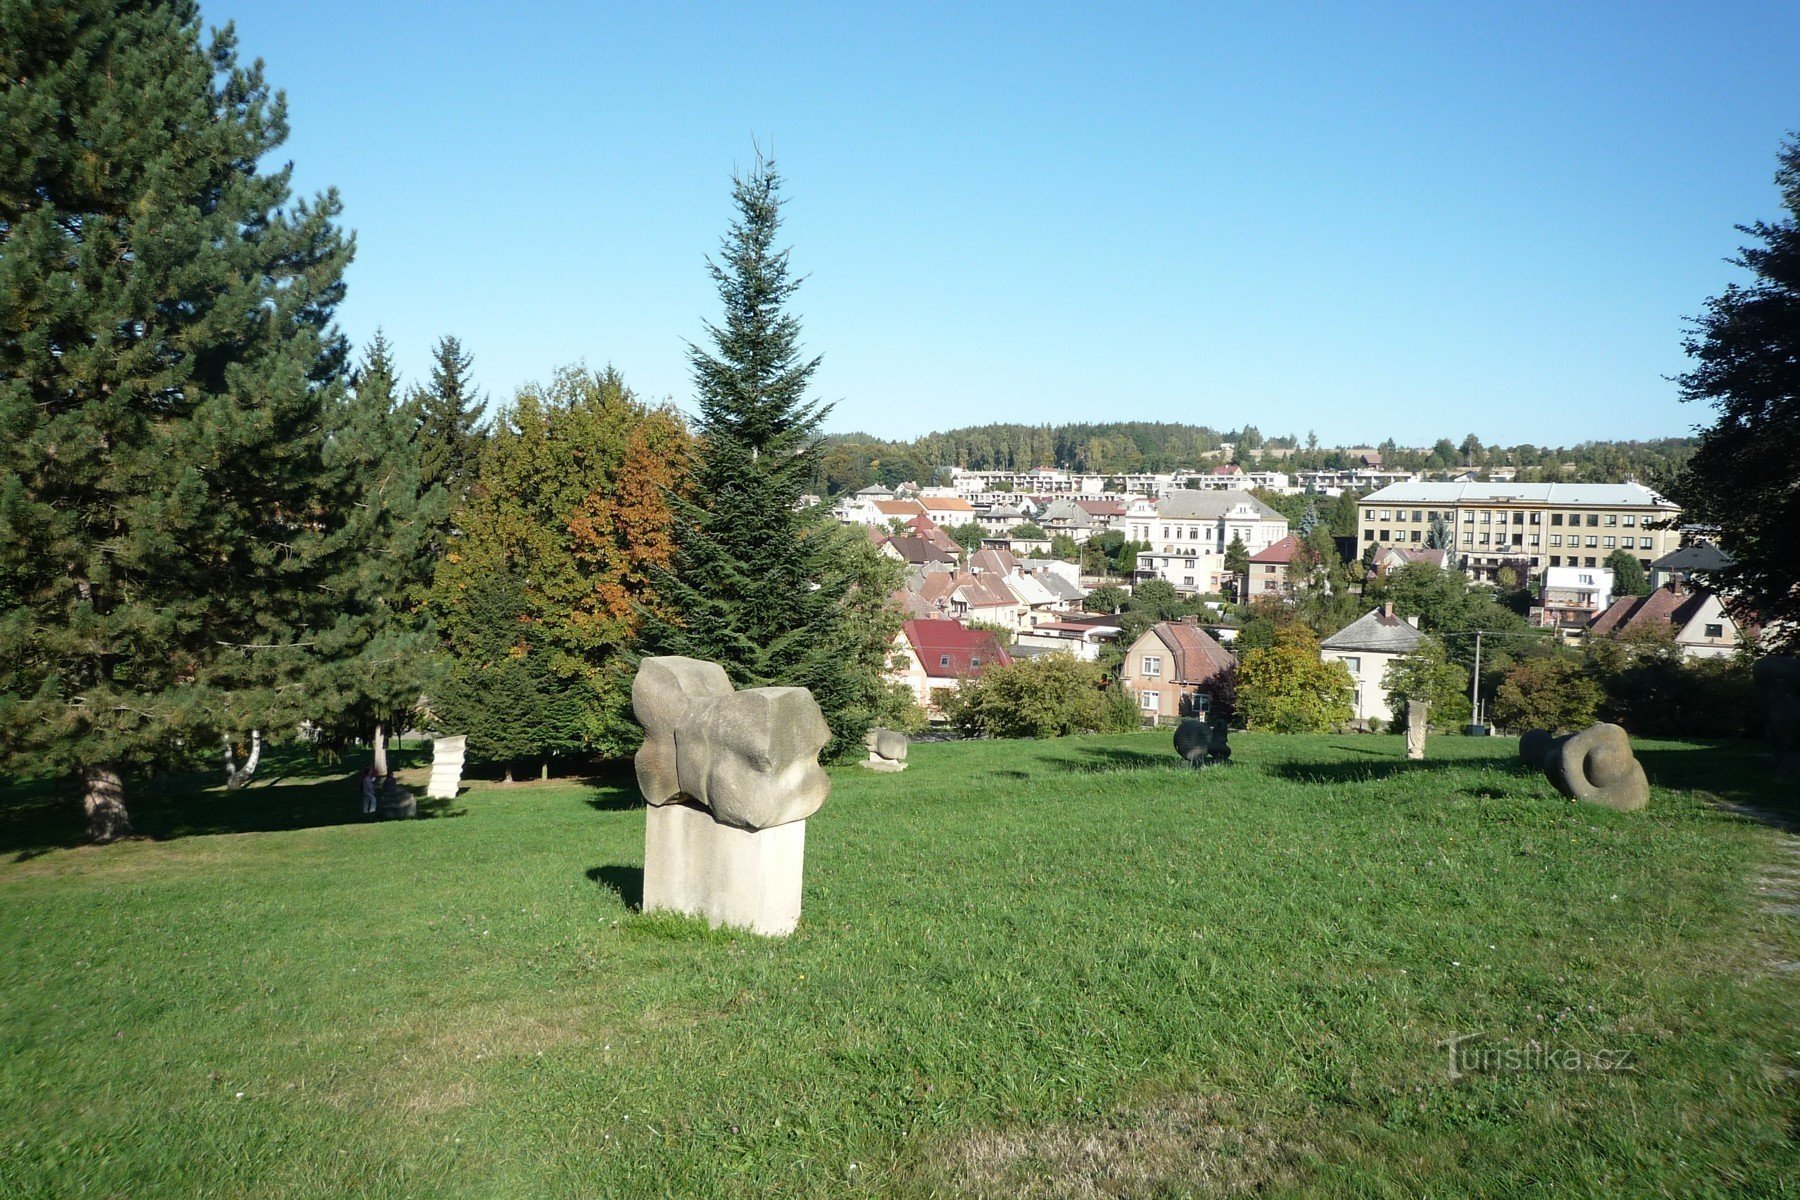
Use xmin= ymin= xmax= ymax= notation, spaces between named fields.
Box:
xmin=1120 ymin=490 xmax=1289 ymax=594
xmin=1318 ymin=603 xmax=1425 ymax=726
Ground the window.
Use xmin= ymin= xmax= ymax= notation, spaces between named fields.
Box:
xmin=1550 ymin=555 xmax=1562 ymax=566
xmin=969 ymin=657 xmax=982 ymax=668
xmin=1428 ymin=510 xmax=1439 ymax=521
xmin=1586 ymin=536 xmax=1598 ymax=548
xmin=1549 ymin=534 xmax=1562 ymax=547
xmin=1479 ymin=511 xmax=1490 ymax=524
xmin=1585 ymin=557 xmax=1597 ymax=567
xmin=1551 ymin=513 xmax=1564 ymax=526
xmin=1381 ymin=509 xmax=1392 ymax=520
xmin=1529 ymin=535 xmax=1540 ymax=546
xmin=1183 ymin=576 xmax=1194 ymax=586
xmin=1529 ymin=512 xmax=1541 ymax=525
xmin=1567 ymin=513 xmax=1581 ymax=525
xmin=1586 ymin=514 xmax=1599 ymax=527
xmin=1605 ymin=514 xmax=1617 ymax=527
xmin=1704 ymin=623 xmax=1724 ymax=639
xmin=1142 ymin=655 xmax=1162 ymax=677
xmin=1381 ymin=529 xmax=1391 ymax=541
xmin=1623 ymin=515 xmax=1637 ymax=527
xmin=1462 ymin=511 xmax=1474 ymax=523
xmin=1462 ymin=532 xmax=1474 ymax=545
xmin=1603 ymin=536 xmax=1616 ymax=548
xmin=1512 ymin=512 xmax=1524 ymax=525
xmin=1621 ymin=536 xmax=1635 ymax=549
xmin=939 ymin=655 xmax=952 ymax=668
xmin=1480 ymin=533 xmax=1491 ymax=545
xmin=1364 ymin=529 xmax=1375 ymax=541
xmin=1410 ymin=530 xmax=1422 ymax=542
xmin=1413 ymin=510 xmax=1423 ymax=522
xmin=1342 ymin=656 xmax=1362 ymax=675
xmin=1363 ymin=509 xmax=1375 ymax=522
xmin=1140 ymin=690 xmax=1160 ymax=711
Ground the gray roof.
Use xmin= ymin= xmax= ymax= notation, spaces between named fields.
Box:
xmin=1360 ymin=481 xmax=1677 ymax=508
xmin=1320 ymin=607 xmax=1427 ymax=654
xmin=1650 ymin=542 xmax=1733 ymax=572
xmin=1155 ymin=489 xmax=1284 ymax=520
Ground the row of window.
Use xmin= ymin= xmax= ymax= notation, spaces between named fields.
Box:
xmin=1365 ymin=508 xmax=1642 ymax=528
xmin=1367 ymin=530 xmax=1650 ymax=550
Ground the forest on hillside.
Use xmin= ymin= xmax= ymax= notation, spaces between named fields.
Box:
xmin=808 ymin=421 xmax=1697 ymax=496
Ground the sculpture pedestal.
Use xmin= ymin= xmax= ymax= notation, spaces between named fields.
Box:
xmin=644 ymin=801 xmax=807 ymax=936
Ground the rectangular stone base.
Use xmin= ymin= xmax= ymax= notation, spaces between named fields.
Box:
xmin=643 ymin=802 xmax=806 ymax=936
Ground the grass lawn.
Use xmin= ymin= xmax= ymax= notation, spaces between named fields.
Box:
xmin=1 ymin=731 xmax=1795 ymax=1198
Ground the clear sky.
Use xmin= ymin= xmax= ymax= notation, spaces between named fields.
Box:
xmin=222 ymin=1 xmax=1799 ymax=447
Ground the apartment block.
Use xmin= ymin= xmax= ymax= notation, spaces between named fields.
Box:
xmin=1356 ymin=482 xmax=1681 ymax=584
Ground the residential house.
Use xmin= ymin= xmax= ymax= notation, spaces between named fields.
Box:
xmin=1117 ymin=619 xmax=1236 ymax=724
xmin=890 ymin=619 xmax=1011 ymax=714
xmin=879 ymin=536 xmax=958 ymax=572
xmin=1014 ymin=612 xmax=1120 ymax=662
xmin=917 ymin=495 xmax=979 ymax=527
xmin=1371 ymin=546 xmax=1450 ymax=577
xmin=916 ymin=571 xmax=1027 ymax=631
xmin=1120 ymin=490 xmax=1290 ymax=595
xmin=1587 ymin=580 xmax=1750 ymax=660
xmin=1244 ymin=534 xmax=1302 ymax=601
xmin=1318 ymin=603 xmax=1425 ymax=726
xmin=903 ymin=514 xmax=962 ymax=556
xmin=1648 ymin=541 xmax=1733 ymax=591
xmin=1535 ymin=566 xmax=1613 ymax=634
xmin=1356 ymin=482 xmax=1682 ymax=585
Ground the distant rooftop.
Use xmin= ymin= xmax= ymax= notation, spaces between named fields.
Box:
xmin=1361 ymin=481 xmax=1677 ymax=508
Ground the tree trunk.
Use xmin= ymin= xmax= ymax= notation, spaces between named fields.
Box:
xmin=372 ymin=721 xmax=388 ymax=776
xmin=1406 ymin=703 xmax=1428 ymax=760
xmin=225 ymin=729 xmax=262 ymax=790
xmin=79 ymin=765 xmax=132 ymax=843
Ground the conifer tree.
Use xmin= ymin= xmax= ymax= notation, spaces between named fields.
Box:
xmin=644 ymin=156 xmax=904 ymax=755
xmin=416 ymin=335 xmax=484 ymax=500
xmin=0 ymin=2 xmax=356 ymax=838
xmin=308 ymin=331 xmax=450 ymax=774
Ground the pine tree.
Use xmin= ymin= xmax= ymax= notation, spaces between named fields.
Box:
xmin=416 ymin=335 xmax=484 ymax=500
xmin=644 ymin=155 xmax=903 ymax=755
xmin=0 ymin=3 xmax=356 ymax=838
xmin=307 ymin=331 xmax=450 ymax=775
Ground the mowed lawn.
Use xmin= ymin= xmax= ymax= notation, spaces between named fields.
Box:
xmin=1 ymin=732 xmax=1795 ymax=1198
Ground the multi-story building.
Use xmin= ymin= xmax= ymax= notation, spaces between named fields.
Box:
xmin=1122 ymin=490 xmax=1289 ymax=595
xmin=1356 ymin=482 xmax=1681 ymax=585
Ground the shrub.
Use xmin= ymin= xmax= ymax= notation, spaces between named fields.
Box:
xmin=1237 ymin=626 xmax=1354 ymax=733
xmin=943 ymin=655 xmax=1139 ymax=739
xmin=1491 ymin=656 xmax=1603 ymax=733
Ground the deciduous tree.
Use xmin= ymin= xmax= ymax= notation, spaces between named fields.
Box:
xmin=1237 ymin=626 xmax=1354 ymax=733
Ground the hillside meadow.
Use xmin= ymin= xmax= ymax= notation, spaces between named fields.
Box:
xmin=0 ymin=732 xmax=1794 ymax=1198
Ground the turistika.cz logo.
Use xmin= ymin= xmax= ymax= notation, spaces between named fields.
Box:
xmin=1439 ymin=1032 xmax=1635 ymax=1080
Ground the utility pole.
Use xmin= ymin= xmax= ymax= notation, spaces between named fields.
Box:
xmin=1469 ymin=629 xmax=1483 ymax=733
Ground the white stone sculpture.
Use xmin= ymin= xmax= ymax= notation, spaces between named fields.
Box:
xmin=633 ymin=657 xmax=832 ymax=936
xmin=427 ymin=734 xmax=466 ymax=800
xmin=863 ymin=726 xmax=909 ymax=772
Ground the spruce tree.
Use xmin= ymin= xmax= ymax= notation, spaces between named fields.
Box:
xmin=416 ymin=335 xmax=484 ymax=500
xmin=645 ymin=156 xmax=902 ymax=755
xmin=309 ymin=331 xmax=450 ymax=774
xmin=0 ymin=3 xmax=355 ymax=838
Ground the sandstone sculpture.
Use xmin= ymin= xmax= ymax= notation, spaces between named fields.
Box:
xmin=1405 ymin=703 xmax=1428 ymax=760
xmin=1173 ymin=717 xmax=1231 ymax=767
xmin=1753 ymin=655 xmax=1800 ymax=776
xmin=1522 ymin=722 xmax=1649 ymax=812
xmin=863 ymin=726 xmax=909 ymax=772
xmin=426 ymin=735 xmax=467 ymax=800
xmin=632 ymin=656 xmax=832 ymax=936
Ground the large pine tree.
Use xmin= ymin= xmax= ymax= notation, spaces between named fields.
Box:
xmin=415 ymin=335 xmax=485 ymax=501
xmin=645 ymin=156 xmax=905 ymax=756
xmin=0 ymin=3 xmax=355 ymax=837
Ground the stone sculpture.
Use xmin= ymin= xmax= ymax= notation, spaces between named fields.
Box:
xmin=378 ymin=778 xmax=417 ymax=820
xmin=1753 ymin=656 xmax=1800 ymax=776
xmin=1173 ymin=717 xmax=1231 ymax=768
xmin=1521 ymin=722 xmax=1649 ymax=812
xmin=863 ymin=727 xmax=909 ymax=772
xmin=426 ymin=735 xmax=466 ymax=800
xmin=1404 ymin=703 xmax=1428 ymax=760
xmin=632 ymin=656 xmax=832 ymax=936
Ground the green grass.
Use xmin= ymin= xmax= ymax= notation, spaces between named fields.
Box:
xmin=1 ymin=732 xmax=1795 ymax=1198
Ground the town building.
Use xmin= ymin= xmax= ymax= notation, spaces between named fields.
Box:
xmin=1588 ymin=581 xmax=1750 ymax=659
xmin=1318 ymin=603 xmax=1425 ymax=726
xmin=1244 ymin=534 xmax=1302 ymax=600
xmin=889 ymin=619 xmax=1010 ymax=713
xmin=1648 ymin=541 xmax=1733 ymax=591
xmin=1356 ymin=482 xmax=1682 ymax=585
xmin=1122 ymin=490 xmax=1289 ymax=595
xmin=1535 ymin=566 xmax=1614 ymax=635
xmin=1117 ymin=619 xmax=1236 ymax=724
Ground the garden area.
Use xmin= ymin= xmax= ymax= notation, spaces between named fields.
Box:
xmin=1 ymin=731 xmax=1794 ymax=1198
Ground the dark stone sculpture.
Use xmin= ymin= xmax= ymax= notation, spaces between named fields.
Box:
xmin=1174 ymin=717 xmax=1231 ymax=768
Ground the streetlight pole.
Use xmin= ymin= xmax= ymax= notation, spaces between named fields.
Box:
xmin=1469 ymin=629 xmax=1483 ymax=732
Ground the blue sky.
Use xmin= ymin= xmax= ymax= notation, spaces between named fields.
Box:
xmin=225 ymin=2 xmax=1799 ymax=446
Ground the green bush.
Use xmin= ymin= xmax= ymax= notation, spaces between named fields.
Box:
xmin=943 ymin=655 xmax=1139 ymax=739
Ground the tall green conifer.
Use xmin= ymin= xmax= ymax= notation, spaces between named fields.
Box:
xmin=0 ymin=2 xmax=356 ymax=838
xmin=645 ymin=156 xmax=904 ymax=755
xmin=416 ymin=335 xmax=484 ymax=500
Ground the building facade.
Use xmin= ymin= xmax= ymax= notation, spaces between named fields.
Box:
xmin=1356 ymin=482 xmax=1681 ymax=584
xmin=1123 ymin=490 xmax=1289 ymax=595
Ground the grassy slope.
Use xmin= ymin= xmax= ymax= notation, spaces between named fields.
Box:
xmin=0 ymin=733 xmax=1794 ymax=1198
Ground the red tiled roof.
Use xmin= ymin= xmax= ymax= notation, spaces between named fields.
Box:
xmin=1249 ymin=534 xmax=1302 ymax=564
xmin=902 ymin=619 xmax=1011 ymax=679
xmin=1588 ymin=584 xmax=1709 ymax=637
xmin=1075 ymin=498 xmax=1127 ymax=518
xmin=1151 ymin=621 xmax=1235 ymax=683
xmin=1212 ymin=463 xmax=1243 ymax=475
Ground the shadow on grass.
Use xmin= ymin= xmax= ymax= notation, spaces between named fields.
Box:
xmin=1042 ymin=746 xmax=1184 ymax=773
xmin=587 ymin=865 xmax=643 ymax=910
xmin=0 ymin=747 xmax=461 ymax=861
xmin=1267 ymin=759 xmax=1453 ymax=785
xmin=1635 ymin=741 xmax=1799 ymax=825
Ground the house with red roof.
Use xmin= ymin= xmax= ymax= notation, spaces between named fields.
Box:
xmin=1117 ymin=619 xmax=1236 ymax=723
xmin=1588 ymin=580 xmax=1751 ymax=660
xmin=890 ymin=618 xmax=1012 ymax=713
xmin=1244 ymin=534 xmax=1303 ymax=601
